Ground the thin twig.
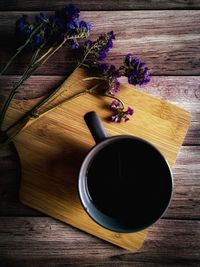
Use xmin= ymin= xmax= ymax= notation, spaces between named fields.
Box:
xmin=44 ymin=76 xmax=106 ymax=107
xmin=2 ymin=83 xmax=101 ymax=145
xmin=0 ymin=47 xmax=43 ymax=129
xmin=104 ymin=93 xmax=125 ymax=109
xmin=0 ymin=22 xmax=45 ymax=75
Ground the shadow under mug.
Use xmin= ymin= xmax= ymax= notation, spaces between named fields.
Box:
xmin=78 ymin=111 xmax=173 ymax=233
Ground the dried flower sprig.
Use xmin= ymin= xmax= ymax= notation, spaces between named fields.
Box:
xmin=0 ymin=4 xmax=150 ymax=146
xmin=23 ymin=32 xmax=150 ymax=123
xmin=110 ymin=100 xmax=134 ymax=122
xmin=0 ymin=4 xmax=91 ymax=130
xmin=83 ymin=31 xmax=115 ymax=63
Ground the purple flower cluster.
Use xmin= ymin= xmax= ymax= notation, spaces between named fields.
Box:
xmin=82 ymin=32 xmax=122 ymax=95
xmin=15 ymin=4 xmax=91 ymax=50
xmin=110 ymin=100 xmax=134 ymax=122
xmin=15 ymin=15 xmax=35 ymax=46
xmin=97 ymin=63 xmax=120 ymax=94
xmin=123 ymin=54 xmax=150 ymax=86
xmin=51 ymin=4 xmax=92 ymax=48
xmin=6 ymin=4 xmax=152 ymax=125
xmin=83 ymin=31 xmax=115 ymax=62
xmin=97 ymin=31 xmax=115 ymax=60
xmin=80 ymin=32 xmax=150 ymax=123
xmin=79 ymin=30 xmax=151 ymax=122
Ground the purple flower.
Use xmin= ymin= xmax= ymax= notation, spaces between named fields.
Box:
xmin=96 ymin=63 xmax=121 ymax=95
xmin=110 ymin=102 xmax=134 ymax=122
xmin=127 ymin=107 xmax=134 ymax=115
xmin=113 ymin=79 xmax=120 ymax=94
xmin=79 ymin=20 xmax=92 ymax=31
xmin=128 ymin=69 xmax=150 ymax=85
xmin=97 ymin=31 xmax=115 ymax=61
xmin=15 ymin=15 xmax=31 ymax=42
xmin=15 ymin=15 xmax=46 ymax=49
xmin=111 ymin=112 xmax=131 ymax=123
xmin=110 ymin=100 xmax=120 ymax=109
xmin=83 ymin=31 xmax=115 ymax=63
xmin=124 ymin=53 xmax=140 ymax=68
xmin=66 ymin=19 xmax=92 ymax=32
xmin=98 ymin=63 xmax=109 ymax=74
xmin=33 ymin=33 xmax=44 ymax=46
xmin=50 ymin=5 xmax=91 ymax=46
xmin=52 ymin=5 xmax=91 ymax=48
xmin=15 ymin=4 xmax=91 ymax=50
xmin=111 ymin=115 xmax=120 ymax=122
xmin=53 ymin=4 xmax=91 ymax=41
xmin=55 ymin=4 xmax=80 ymax=23
xmin=123 ymin=54 xmax=150 ymax=86
xmin=98 ymin=64 xmax=118 ymax=76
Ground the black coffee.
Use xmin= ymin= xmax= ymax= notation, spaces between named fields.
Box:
xmin=86 ymin=138 xmax=172 ymax=228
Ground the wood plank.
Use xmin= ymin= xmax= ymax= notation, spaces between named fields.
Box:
xmin=0 ymin=75 xmax=199 ymax=145
xmin=184 ymin=121 xmax=199 ymax=145
xmin=0 ymin=141 xmax=41 ymax=216
xmin=0 ymin=67 xmax=191 ymax=250
xmin=0 ymin=11 xmax=199 ymax=75
xmin=0 ymin=0 xmax=200 ymax=11
xmin=0 ymin=217 xmax=199 ymax=266
xmin=166 ymin=146 xmax=200 ymax=219
xmin=0 ymin=75 xmax=65 ymax=99
xmin=1 ymin=75 xmax=200 ymax=103
xmin=0 ymin=74 xmax=198 ymax=218
xmin=0 ymin=146 xmax=199 ymax=218
xmin=124 ymin=76 xmax=200 ymax=145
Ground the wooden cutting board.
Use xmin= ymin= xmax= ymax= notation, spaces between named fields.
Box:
xmin=4 ymin=68 xmax=191 ymax=251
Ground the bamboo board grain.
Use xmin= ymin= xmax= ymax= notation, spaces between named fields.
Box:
xmin=4 ymin=68 xmax=191 ymax=251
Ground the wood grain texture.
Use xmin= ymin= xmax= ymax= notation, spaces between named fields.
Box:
xmin=0 ymin=11 xmax=200 ymax=75
xmin=166 ymin=146 xmax=200 ymax=219
xmin=0 ymin=75 xmax=65 ymax=99
xmin=0 ymin=140 xmax=42 ymax=216
xmin=0 ymin=146 xmax=199 ymax=219
xmin=0 ymin=0 xmax=200 ymax=11
xmin=1 ymin=75 xmax=199 ymax=145
xmin=0 ymin=217 xmax=199 ymax=266
xmin=0 ymin=2 xmax=199 ymax=265
xmin=0 ymin=67 xmax=191 ymax=251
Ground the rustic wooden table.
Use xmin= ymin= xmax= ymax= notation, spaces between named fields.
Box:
xmin=0 ymin=1 xmax=200 ymax=266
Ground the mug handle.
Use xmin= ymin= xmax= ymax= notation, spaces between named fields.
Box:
xmin=84 ymin=111 xmax=108 ymax=144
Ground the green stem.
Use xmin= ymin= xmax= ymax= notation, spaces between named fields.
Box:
xmin=33 ymin=38 xmax=67 ymax=67
xmin=3 ymin=88 xmax=52 ymax=134
xmin=0 ymin=22 xmax=45 ymax=75
xmin=45 ymin=76 xmax=106 ymax=107
xmin=2 ymin=84 xmax=99 ymax=145
xmin=1 ymin=30 xmax=92 ymax=133
xmin=90 ymin=90 xmax=125 ymax=109
xmin=30 ymin=30 xmax=105 ymax=109
xmin=34 ymin=35 xmax=97 ymax=107
xmin=4 ymin=67 xmax=70 ymax=134
xmin=4 ymin=75 xmax=102 ymax=134
xmin=59 ymin=76 xmax=106 ymax=96
xmin=42 ymin=84 xmax=99 ymax=114
xmin=33 ymin=29 xmax=90 ymax=68
xmin=2 ymin=43 xmax=73 ymax=133
xmin=43 ymin=91 xmax=87 ymax=113
xmin=0 ymin=47 xmax=42 ymax=129
xmin=4 ymin=111 xmax=30 ymax=135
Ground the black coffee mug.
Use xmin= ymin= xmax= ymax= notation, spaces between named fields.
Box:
xmin=78 ymin=111 xmax=173 ymax=233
